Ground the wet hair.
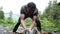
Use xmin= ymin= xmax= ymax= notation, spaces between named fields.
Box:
xmin=58 ymin=2 xmax=60 ymax=5
xmin=27 ymin=2 xmax=36 ymax=10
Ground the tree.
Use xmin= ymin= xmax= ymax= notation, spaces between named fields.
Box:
xmin=0 ymin=7 xmax=4 ymax=19
xmin=43 ymin=0 xmax=60 ymax=28
xmin=43 ymin=0 xmax=53 ymax=21
xmin=7 ymin=11 xmax=13 ymax=24
xmin=52 ymin=0 xmax=60 ymax=28
xmin=8 ymin=11 xmax=13 ymax=20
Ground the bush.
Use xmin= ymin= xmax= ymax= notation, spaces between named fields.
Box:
xmin=0 ymin=19 xmax=4 ymax=24
xmin=41 ymin=18 xmax=55 ymax=28
xmin=25 ymin=18 xmax=32 ymax=27
xmin=0 ymin=18 xmax=15 ymax=25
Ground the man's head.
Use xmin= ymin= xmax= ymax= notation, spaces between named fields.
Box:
xmin=57 ymin=2 xmax=60 ymax=5
xmin=27 ymin=2 xmax=36 ymax=11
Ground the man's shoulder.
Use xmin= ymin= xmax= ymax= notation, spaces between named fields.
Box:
xmin=34 ymin=8 xmax=38 ymax=12
xmin=21 ymin=5 xmax=27 ymax=9
xmin=35 ymin=8 xmax=38 ymax=10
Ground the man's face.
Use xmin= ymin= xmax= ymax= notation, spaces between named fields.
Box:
xmin=28 ymin=7 xmax=35 ymax=12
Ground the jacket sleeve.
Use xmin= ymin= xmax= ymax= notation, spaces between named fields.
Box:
xmin=20 ymin=6 xmax=25 ymax=14
xmin=33 ymin=8 xmax=38 ymax=16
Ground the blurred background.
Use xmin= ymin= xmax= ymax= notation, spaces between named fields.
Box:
xmin=0 ymin=0 xmax=60 ymax=34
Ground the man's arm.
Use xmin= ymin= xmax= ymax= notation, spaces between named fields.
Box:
xmin=29 ymin=16 xmax=37 ymax=30
xmin=20 ymin=14 xmax=27 ymax=29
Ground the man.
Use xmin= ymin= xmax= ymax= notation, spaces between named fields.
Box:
xmin=13 ymin=2 xmax=41 ymax=33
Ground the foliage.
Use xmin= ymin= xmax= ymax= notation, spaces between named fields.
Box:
xmin=0 ymin=18 xmax=15 ymax=25
xmin=41 ymin=18 xmax=55 ymax=28
xmin=0 ymin=7 xmax=4 ymax=19
xmin=25 ymin=18 xmax=32 ymax=27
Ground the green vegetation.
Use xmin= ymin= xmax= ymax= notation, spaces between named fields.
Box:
xmin=0 ymin=7 xmax=4 ymax=19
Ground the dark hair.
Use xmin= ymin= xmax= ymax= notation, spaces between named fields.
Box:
xmin=27 ymin=2 xmax=36 ymax=10
xmin=58 ymin=2 xmax=60 ymax=5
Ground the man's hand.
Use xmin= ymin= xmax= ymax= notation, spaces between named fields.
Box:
xmin=24 ymin=28 xmax=29 ymax=31
xmin=24 ymin=28 xmax=31 ymax=32
xmin=29 ymin=16 xmax=37 ymax=31
xmin=28 ymin=28 xmax=31 ymax=32
xmin=20 ymin=14 xmax=27 ymax=29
